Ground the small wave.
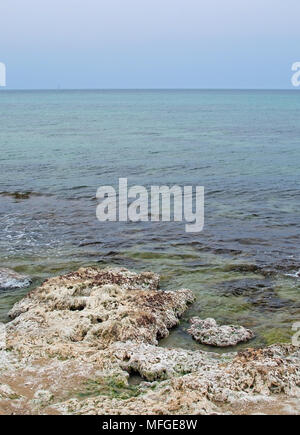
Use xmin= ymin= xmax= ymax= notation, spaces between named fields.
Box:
xmin=0 ymin=268 xmax=32 ymax=291
xmin=67 ymin=186 xmax=89 ymax=191
xmin=285 ymin=270 xmax=300 ymax=278
xmin=0 ymin=277 xmax=31 ymax=290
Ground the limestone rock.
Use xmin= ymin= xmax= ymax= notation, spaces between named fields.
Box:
xmin=7 ymin=267 xmax=195 ymax=356
xmin=110 ymin=341 xmax=221 ymax=381
xmin=0 ymin=384 xmax=17 ymax=399
xmin=187 ymin=317 xmax=255 ymax=347
xmin=0 ymin=266 xmax=298 ymax=416
xmin=52 ymin=342 xmax=300 ymax=415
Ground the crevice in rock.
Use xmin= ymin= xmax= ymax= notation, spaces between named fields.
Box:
xmin=128 ymin=369 xmax=145 ymax=386
xmin=69 ymin=303 xmax=86 ymax=312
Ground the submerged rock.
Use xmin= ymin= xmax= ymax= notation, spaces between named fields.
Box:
xmin=0 ymin=266 xmax=299 ymax=415
xmin=187 ymin=317 xmax=255 ymax=347
xmin=215 ymin=278 xmax=291 ymax=311
xmin=0 ymin=268 xmax=31 ymax=291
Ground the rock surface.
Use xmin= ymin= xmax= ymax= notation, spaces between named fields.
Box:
xmin=0 ymin=267 xmax=299 ymax=415
xmin=7 ymin=267 xmax=194 ymax=357
xmin=187 ymin=317 xmax=255 ymax=347
xmin=0 ymin=268 xmax=31 ymax=291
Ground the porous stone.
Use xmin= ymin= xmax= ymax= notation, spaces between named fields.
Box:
xmin=0 ymin=267 xmax=298 ymax=416
xmin=187 ymin=317 xmax=255 ymax=347
xmin=0 ymin=384 xmax=17 ymax=399
xmin=7 ymin=267 xmax=195 ymax=356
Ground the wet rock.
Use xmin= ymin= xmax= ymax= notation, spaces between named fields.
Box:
xmin=8 ymin=267 xmax=195 ymax=355
xmin=187 ymin=317 xmax=255 ymax=347
xmin=224 ymin=259 xmax=300 ymax=278
xmin=216 ymin=278 xmax=273 ymax=297
xmin=216 ymin=278 xmax=292 ymax=312
xmin=0 ymin=268 xmax=31 ymax=291
xmin=1 ymin=267 xmax=299 ymax=415
xmin=0 ymin=191 xmax=32 ymax=200
xmin=223 ymin=263 xmax=262 ymax=274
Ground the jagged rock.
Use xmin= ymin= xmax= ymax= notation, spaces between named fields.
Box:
xmin=50 ymin=342 xmax=300 ymax=415
xmin=110 ymin=341 xmax=221 ymax=381
xmin=0 ymin=267 xmax=298 ymax=415
xmin=0 ymin=384 xmax=17 ymax=399
xmin=0 ymin=268 xmax=31 ymax=291
xmin=187 ymin=317 xmax=255 ymax=347
xmin=32 ymin=390 xmax=54 ymax=406
xmin=7 ymin=267 xmax=194 ymax=356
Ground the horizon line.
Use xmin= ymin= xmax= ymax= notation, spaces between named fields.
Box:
xmin=0 ymin=87 xmax=298 ymax=91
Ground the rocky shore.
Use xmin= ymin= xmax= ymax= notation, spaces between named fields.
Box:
xmin=0 ymin=267 xmax=299 ymax=415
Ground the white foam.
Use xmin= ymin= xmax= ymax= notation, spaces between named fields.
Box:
xmin=285 ymin=270 xmax=300 ymax=278
xmin=0 ymin=268 xmax=31 ymax=290
xmin=0 ymin=277 xmax=31 ymax=289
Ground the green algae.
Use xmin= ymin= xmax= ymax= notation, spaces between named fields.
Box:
xmin=261 ymin=328 xmax=293 ymax=346
xmin=77 ymin=377 xmax=142 ymax=401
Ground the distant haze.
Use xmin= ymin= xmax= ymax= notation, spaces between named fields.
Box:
xmin=1 ymin=0 xmax=300 ymax=89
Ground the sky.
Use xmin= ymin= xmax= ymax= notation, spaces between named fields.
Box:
xmin=0 ymin=0 xmax=300 ymax=89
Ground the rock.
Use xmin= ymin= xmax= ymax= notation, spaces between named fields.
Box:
xmin=187 ymin=317 xmax=255 ymax=347
xmin=0 ymin=268 xmax=31 ymax=291
xmin=7 ymin=267 xmax=195 ymax=356
xmin=110 ymin=341 xmax=221 ymax=381
xmin=32 ymin=390 xmax=54 ymax=406
xmin=53 ymin=342 xmax=300 ymax=415
xmin=215 ymin=278 xmax=291 ymax=311
xmin=0 ymin=384 xmax=16 ymax=399
xmin=0 ymin=266 xmax=298 ymax=415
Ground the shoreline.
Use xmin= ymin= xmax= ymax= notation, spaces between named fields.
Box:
xmin=1 ymin=266 xmax=299 ymax=415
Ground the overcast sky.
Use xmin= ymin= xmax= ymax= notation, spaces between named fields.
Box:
xmin=1 ymin=0 xmax=300 ymax=89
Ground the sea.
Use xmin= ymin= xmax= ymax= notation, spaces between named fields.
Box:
xmin=0 ymin=89 xmax=299 ymax=352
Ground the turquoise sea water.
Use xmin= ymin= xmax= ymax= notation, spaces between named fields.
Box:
xmin=0 ymin=90 xmax=299 ymax=351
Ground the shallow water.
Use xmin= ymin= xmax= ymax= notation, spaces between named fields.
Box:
xmin=0 ymin=90 xmax=299 ymax=351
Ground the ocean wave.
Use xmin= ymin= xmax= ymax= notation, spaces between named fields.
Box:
xmin=0 ymin=268 xmax=32 ymax=291
xmin=285 ymin=270 xmax=300 ymax=278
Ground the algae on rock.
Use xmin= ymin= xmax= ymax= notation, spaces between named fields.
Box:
xmin=0 ymin=267 xmax=299 ymax=415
